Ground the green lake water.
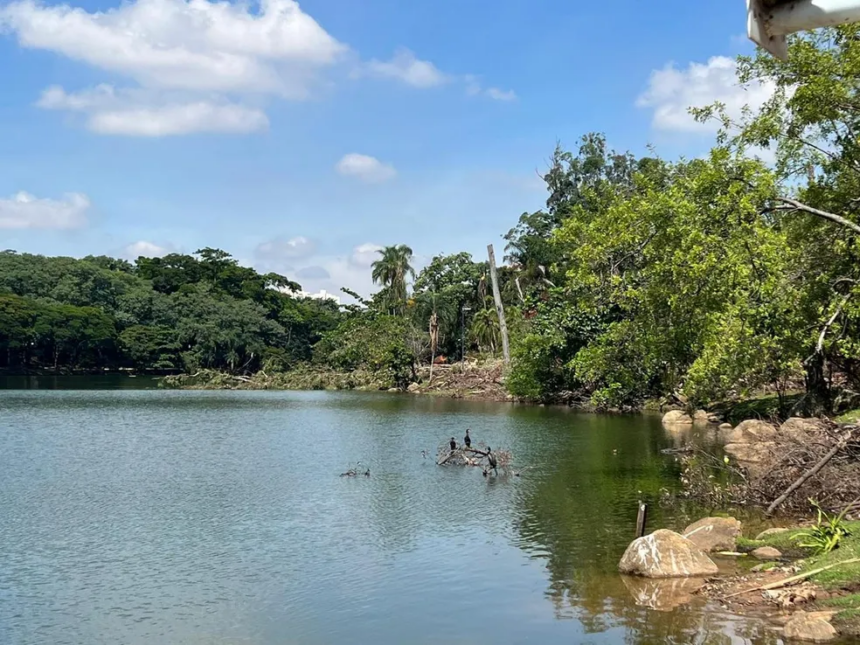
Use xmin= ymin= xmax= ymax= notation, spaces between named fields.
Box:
xmin=0 ymin=383 xmax=799 ymax=644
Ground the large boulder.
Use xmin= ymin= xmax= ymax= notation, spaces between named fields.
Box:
xmin=724 ymin=441 xmax=777 ymax=476
xmin=726 ymin=419 xmax=778 ymax=443
xmin=662 ymin=410 xmax=693 ymax=426
xmin=780 ymin=417 xmax=828 ymax=443
xmin=618 ymin=529 xmax=719 ymax=578
xmin=620 ymin=575 xmax=705 ymax=612
xmin=692 ymin=409 xmax=711 ymax=423
xmin=783 ymin=612 xmax=837 ymax=642
xmin=683 ymin=517 xmax=742 ymax=553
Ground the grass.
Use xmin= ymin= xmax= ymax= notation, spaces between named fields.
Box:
xmin=836 ymin=408 xmax=860 ymax=424
xmin=710 ymin=392 xmax=804 ymax=425
xmin=737 ymin=521 xmax=860 ymax=587
xmin=798 ymin=522 xmax=860 ymax=589
xmin=737 ymin=529 xmax=812 ymax=558
xmin=818 ymin=593 xmax=860 ymax=609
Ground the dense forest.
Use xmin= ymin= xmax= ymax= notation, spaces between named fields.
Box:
xmin=3 ymin=29 xmax=860 ymax=415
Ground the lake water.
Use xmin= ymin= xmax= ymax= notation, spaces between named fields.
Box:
xmin=0 ymin=386 xmax=792 ymax=644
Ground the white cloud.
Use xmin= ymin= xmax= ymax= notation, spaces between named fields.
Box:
xmin=636 ymin=56 xmax=776 ymax=133
xmin=123 ymin=240 xmax=174 ymax=258
xmin=485 ymin=87 xmax=517 ymax=101
xmin=254 ymin=236 xmax=317 ymax=261
xmin=0 ymin=191 xmax=90 ymax=229
xmin=0 ymin=0 xmax=344 ymax=136
xmin=466 ymin=76 xmax=516 ymax=101
xmin=349 ymin=242 xmax=383 ymax=267
xmin=364 ymin=48 xmax=448 ymax=88
xmin=0 ymin=0 xmax=345 ymax=95
xmin=1 ymin=0 xmax=510 ymax=136
xmin=38 ymin=85 xmax=268 ymax=136
xmin=335 ymin=154 xmax=396 ymax=183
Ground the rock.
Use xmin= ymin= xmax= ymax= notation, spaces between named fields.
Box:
xmin=683 ymin=517 xmax=742 ymax=553
xmin=724 ymin=441 xmax=777 ymax=476
xmin=662 ymin=410 xmax=693 ymax=426
xmin=618 ymin=529 xmax=719 ymax=578
xmin=751 ymin=546 xmax=783 ymax=560
xmin=780 ymin=417 xmax=828 ymax=443
xmin=692 ymin=409 xmax=710 ymax=423
xmin=620 ymin=575 xmax=705 ymax=611
xmin=756 ymin=527 xmax=790 ymax=540
xmin=407 ymin=382 xmax=421 ymax=393
xmin=726 ymin=419 xmax=778 ymax=443
xmin=783 ymin=612 xmax=837 ymax=642
xmin=707 ymin=414 xmax=722 ymax=424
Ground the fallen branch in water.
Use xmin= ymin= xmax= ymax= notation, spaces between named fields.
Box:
xmin=720 ymin=558 xmax=860 ymax=599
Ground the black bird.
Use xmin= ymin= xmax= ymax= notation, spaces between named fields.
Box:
xmin=449 ymin=437 xmax=457 ymax=451
xmin=464 ymin=429 xmax=471 ymax=448
xmin=486 ymin=446 xmax=498 ymax=475
xmin=364 ymin=468 xmax=370 ymax=477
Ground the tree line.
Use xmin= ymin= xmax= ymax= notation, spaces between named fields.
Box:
xmin=2 ymin=28 xmax=859 ymax=415
xmin=0 ymin=249 xmax=340 ymax=374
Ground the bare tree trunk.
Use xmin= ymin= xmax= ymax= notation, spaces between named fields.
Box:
xmin=429 ymin=312 xmax=438 ymax=384
xmin=487 ymin=244 xmax=510 ymax=365
xmin=804 ymin=353 xmax=832 ymax=416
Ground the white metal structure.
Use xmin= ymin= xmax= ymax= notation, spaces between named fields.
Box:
xmin=748 ymin=0 xmax=860 ymax=59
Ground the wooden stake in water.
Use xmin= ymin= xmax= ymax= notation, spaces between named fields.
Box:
xmin=635 ymin=501 xmax=648 ymax=538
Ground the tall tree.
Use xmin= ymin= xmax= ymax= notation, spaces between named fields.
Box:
xmin=371 ymin=244 xmax=415 ymax=314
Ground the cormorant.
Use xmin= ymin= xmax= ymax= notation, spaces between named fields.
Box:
xmin=486 ymin=446 xmax=498 ymax=475
xmin=449 ymin=437 xmax=457 ymax=451
xmin=464 ymin=429 xmax=471 ymax=448
xmin=364 ymin=468 xmax=370 ymax=477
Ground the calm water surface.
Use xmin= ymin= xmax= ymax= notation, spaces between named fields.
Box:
xmin=0 ymin=385 xmax=795 ymax=644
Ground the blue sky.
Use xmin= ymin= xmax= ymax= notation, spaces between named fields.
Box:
xmin=0 ymin=0 xmax=765 ymax=296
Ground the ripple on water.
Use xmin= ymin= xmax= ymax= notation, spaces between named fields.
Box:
xmin=0 ymin=390 xmax=782 ymax=644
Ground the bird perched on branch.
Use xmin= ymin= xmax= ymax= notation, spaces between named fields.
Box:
xmin=487 ymin=446 xmax=497 ymax=475
xmin=450 ymin=437 xmax=457 ymax=451
xmin=464 ymin=429 xmax=471 ymax=448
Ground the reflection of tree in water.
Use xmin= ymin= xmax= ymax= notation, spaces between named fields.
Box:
xmin=511 ymin=416 xmax=782 ymax=643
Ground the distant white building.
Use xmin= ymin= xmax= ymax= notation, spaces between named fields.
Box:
xmin=279 ymin=287 xmax=341 ymax=304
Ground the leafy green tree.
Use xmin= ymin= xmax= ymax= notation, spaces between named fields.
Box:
xmin=315 ymin=313 xmax=414 ymax=388
xmin=0 ymin=293 xmax=40 ymax=367
xmin=693 ymin=25 xmax=860 ymax=411
xmin=119 ymin=325 xmax=180 ymax=370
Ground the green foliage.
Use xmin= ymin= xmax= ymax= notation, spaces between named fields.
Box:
xmin=794 ymin=499 xmax=854 ymax=555
xmin=0 ymin=249 xmax=338 ymax=374
xmin=371 ymin=245 xmax=415 ymax=315
xmin=315 ymin=313 xmax=414 ymax=388
xmin=119 ymin=325 xmax=179 ymax=370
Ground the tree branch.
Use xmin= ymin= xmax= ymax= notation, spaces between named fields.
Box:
xmin=775 ymin=197 xmax=860 ymax=235
xmin=816 ymin=293 xmax=851 ymax=355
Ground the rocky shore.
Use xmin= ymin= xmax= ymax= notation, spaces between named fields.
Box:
xmin=618 ymin=516 xmax=860 ymax=641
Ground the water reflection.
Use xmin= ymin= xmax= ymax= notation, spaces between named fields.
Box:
xmin=0 ymin=389 xmax=790 ymax=644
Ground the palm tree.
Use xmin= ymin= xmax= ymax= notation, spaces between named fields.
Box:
xmin=372 ymin=244 xmax=415 ymax=314
xmin=471 ymin=304 xmax=500 ymax=355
